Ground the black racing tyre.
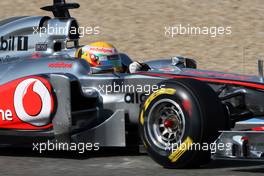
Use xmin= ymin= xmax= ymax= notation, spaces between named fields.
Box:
xmin=139 ymin=78 xmax=228 ymax=168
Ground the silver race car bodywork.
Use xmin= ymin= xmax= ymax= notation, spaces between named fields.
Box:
xmin=1 ymin=0 xmax=264 ymax=168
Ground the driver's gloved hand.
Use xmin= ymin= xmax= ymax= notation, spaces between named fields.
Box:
xmin=129 ymin=61 xmax=151 ymax=73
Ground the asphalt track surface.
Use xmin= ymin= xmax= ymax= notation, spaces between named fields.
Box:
xmin=0 ymin=148 xmax=264 ymax=176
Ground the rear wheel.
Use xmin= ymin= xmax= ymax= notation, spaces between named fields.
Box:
xmin=139 ymin=78 xmax=228 ymax=168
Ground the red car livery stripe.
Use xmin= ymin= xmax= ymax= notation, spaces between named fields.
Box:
xmin=138 ymin=72 xmax=264 ymax=90
xmin=0 ymin=76 xmax=55 ymax=130
xmin=251 ymin=127 xmax=264 ymax=131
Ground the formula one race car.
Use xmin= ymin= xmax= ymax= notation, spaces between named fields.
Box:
xmin=1 ymin=0 xmax=264 ymax=169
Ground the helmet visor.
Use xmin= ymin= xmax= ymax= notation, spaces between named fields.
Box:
xmin=97 ymin=54 xmax=122 ymax=68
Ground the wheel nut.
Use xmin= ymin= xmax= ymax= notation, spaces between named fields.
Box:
xmin=164 ymin=119 xmax=174 ymax=128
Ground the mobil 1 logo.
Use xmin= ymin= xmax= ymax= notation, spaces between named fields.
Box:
xmin=0 ymin=36 xmax=28 ymax=51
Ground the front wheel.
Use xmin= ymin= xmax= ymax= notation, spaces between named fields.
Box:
xmin=139 ymin=78 xmax=228 ymax=168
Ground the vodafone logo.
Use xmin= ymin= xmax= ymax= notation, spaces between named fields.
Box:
xmin=14 ymin=78 xmax=54 ymax=127
xmin=87 ymin=46 xmax=114 ymax=54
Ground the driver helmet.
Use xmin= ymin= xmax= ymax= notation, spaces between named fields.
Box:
xmin=77 ymin=41 xmax=123 ymax=73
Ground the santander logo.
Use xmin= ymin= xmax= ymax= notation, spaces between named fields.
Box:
xmin=14 ymin=78 xmax=54 ymax=127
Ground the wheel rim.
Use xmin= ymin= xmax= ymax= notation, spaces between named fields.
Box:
xmin=147 ymin=98 xmax=186 ymax=150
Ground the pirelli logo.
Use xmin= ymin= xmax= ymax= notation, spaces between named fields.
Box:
xmin=0 ymin=36 xmax=28 ymax=51
xmin=169 ymin=137 xmax=193 ymax=162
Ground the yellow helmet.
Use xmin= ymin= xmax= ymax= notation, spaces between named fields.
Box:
xmin=76 ymin=41 xmax=123 ymax=72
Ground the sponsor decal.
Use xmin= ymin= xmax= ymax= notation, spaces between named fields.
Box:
xmin=14 ymin=78 xmax=54 ymax=126
xmin=0 ymin=36 xmax=28 ymax=51
xmin=0 ymin=109 xmax=12 ymax=121
xmin=48 ymin=62 xmax=73 ymax=68
xmin=0 ymin=77 xmax=55 ymax=129
xmin=168 ymin=137 xmax=193 ymax=162
xmin=35 ymin=43 xmax=48 ymax=51
xmin=88 ymin=46 xmax=114 ymax=54
xmin=0 ymin=55 xmax=19 ymax=63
